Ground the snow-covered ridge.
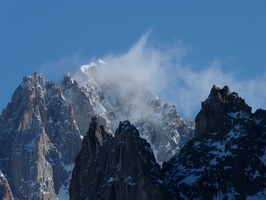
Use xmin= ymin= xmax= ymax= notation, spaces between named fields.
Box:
xmin=61 ymin=60 xmax=194 ymax=163
xmin=162 ymin=85 xmax=266 ymax=199
xmin=0 ymin=63 xmax=194 ymax=199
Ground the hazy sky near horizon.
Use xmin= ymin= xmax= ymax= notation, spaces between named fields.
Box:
xmin=0 ymin=1 xmax=266 ymax=119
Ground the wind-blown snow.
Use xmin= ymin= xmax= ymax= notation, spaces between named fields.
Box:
xmin=69 ymin=60 xmax=186 ymax=163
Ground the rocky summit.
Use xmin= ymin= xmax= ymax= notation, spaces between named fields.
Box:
xmin=0 ymin=72 xmax=82 ymax=199
xmin=69 ymin=85 xmax=266 ymax=200
xmin=64 ymin=62 xmax=195 ymax=163
xmin=0 ymin=65 xmax=194 ymax=199
xmin=162 ymin=85 xmax=266 ymax=199
xmin=1 ymin=66 xmax=266 ymax=200
xmin=69 ymin=117 xmax=168 ymax=200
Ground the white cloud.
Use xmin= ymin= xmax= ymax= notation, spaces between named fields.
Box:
xmin=39 ymin=32 xmax=266 ymax=120
xmin=102 ymin=33 xmax=266 ymax=119
xmin=102 ymin=32 xmax=187 ymax=99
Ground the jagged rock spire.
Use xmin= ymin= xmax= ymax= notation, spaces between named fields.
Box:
xmin=162 ymin=85 xmax=266 ymax=199
xmin=0 ymin=72 xmax=81 ymax=199
xmin=69 ymin=118 xmax=168 ymax=200
xmin=195 ymin=85 xmax=252 ymax=138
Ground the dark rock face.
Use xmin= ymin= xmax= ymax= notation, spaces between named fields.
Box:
xmin=0 ymin=69 xmax=194 ymax=199
xmin=195 ymin=85 xmax=252 ymax=139
xmin=70 ymin=65 xmax=195 ymax=164
xmin=162 ymin=85 xmax=266 ymax=199
xmin=70 ymin=117 xmax=168 ymax=200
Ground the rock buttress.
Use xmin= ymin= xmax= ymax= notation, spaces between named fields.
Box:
xmin=70 ymin=117 xmax=168 ymax=200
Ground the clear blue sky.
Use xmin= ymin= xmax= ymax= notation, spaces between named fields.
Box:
xmin=1 ymin=1 xmax=266 ymax=119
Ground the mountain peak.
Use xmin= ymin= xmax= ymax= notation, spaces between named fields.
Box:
xmin=204 ymin=85 xmax=250 ymax=110
xmin=208 ymin=85 xmax=230 ymax=100
xmin=1 ymin=68 xmax=194 ymax=199
xmin=162 ymin=85 xmax=266 ymax=199
xmin=195 ymin=85 xmax=252 ymax=138
xmin=0 ymin=71 xmax=82 ymax=199
xmin=70 ymin=117 xmax=168 ymax=200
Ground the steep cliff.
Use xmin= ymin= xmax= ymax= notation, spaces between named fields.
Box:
xmin=162 ymin=85 xmax=266 ymax=199
xmin=61 ymin=62 xmax=195 ymax=163
xmin=0 ymin=72 xmax=82 ymax=199
xmin=0 ymin=65 xmax=194 ymax=199
xmin=69 ymin=117 xmax=168 ymax=200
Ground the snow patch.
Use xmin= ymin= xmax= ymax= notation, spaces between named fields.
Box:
xmin=56 ymin=162 xmax=75 ymax=200
xmin=124 ymin=176 xmax=136 ymax=185
xmin=0 ymin=170 xmax=4 ymax=178
xmin=246 ymin=190 xmax=266 ymax=200
xmin=260 ymin=148 xmax=266 ymax=165
xmin=107 ymin=177 xmax=118 ymax=184
xmin=57 ymin=185 xmax=69 ymax=200
xmin=210 ymin=157 xmax=218 ymax=165
xmin=209 ymin=141 xmax=232 ymax=158
xmin=180 ymin=174 xmax=200 ymax=186
xmin=194 ymin=141 xmax=201 ymax=147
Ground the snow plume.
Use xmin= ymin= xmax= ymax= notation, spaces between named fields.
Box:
xmin=100 ymin=32 xmax=266 ymax=119
xmin=40 ymin=32 xmax=266 ymax=119
xmin=103 ymin=32 xmax=186 ymax=94
xmin=168 ymin=60 xmax=266 ymax=118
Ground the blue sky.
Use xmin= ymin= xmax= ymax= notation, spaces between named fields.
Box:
xmin=0 ymin=1 xmax=266 ymax=119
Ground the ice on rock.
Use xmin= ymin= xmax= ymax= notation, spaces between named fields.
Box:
xmin=66 ymin=61 xmax=194 ymax=163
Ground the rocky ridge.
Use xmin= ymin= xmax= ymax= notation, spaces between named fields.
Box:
xmin=1 ymin=70 xmax=265 ymax=200
xmin=70 ymin=117 xmax=168 ymax=200
xmin=62 ymin=62 xmax=195 ymax=163
xmin=162 ymin=85 xmax=266 ymax=199
xmin=0 ymin=62 xmax=194 ymax=199
xmin=69 ymin=85 xmax=266 ymax=199
xmin=0 ymin=72 xmax=82 ymax=199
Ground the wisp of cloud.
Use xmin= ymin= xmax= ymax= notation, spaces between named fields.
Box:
xmin=102 ymin=32 xmax=266 ymax=119
xmin=40 ymin=32 xmax=266 ymax=120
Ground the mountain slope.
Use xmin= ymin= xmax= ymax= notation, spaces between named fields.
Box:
xmin=162 ymin=85 xmax=266 ymax=199
xmin=0 ymin=72 xmax=82 ymax=199
xmin=70 ymin=117 xmax=168 ymax=200
xmin=0 ymin=62 xmax=194 ymax=199
xmin=61 ymin=61 xmax=194 ymax=163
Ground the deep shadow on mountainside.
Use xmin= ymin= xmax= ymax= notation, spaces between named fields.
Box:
xmin=0 ymin=69 xmax=265 ymax=199
xmin=162 ymin=85 xmax=266 ymax=199
xmin=70 ymin=85 xmax=266 ymax=200
xmin=0 ymin=70 xmax=194 ymax=199
xmin=70 ymin=117 xmax=169 ymax=200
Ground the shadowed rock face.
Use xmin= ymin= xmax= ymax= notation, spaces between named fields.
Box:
xmin=69 ymin=117 xmax=168 ymax=200
xmin=162 ymin=85 xmax=266 ymax=199
xmin=64 ymin=65 xmax=195 ymax=164
xmin=195 ymin=85 xmax=252 ymax=139
xmin=0 ymin=70 xmax=194 ymax=199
